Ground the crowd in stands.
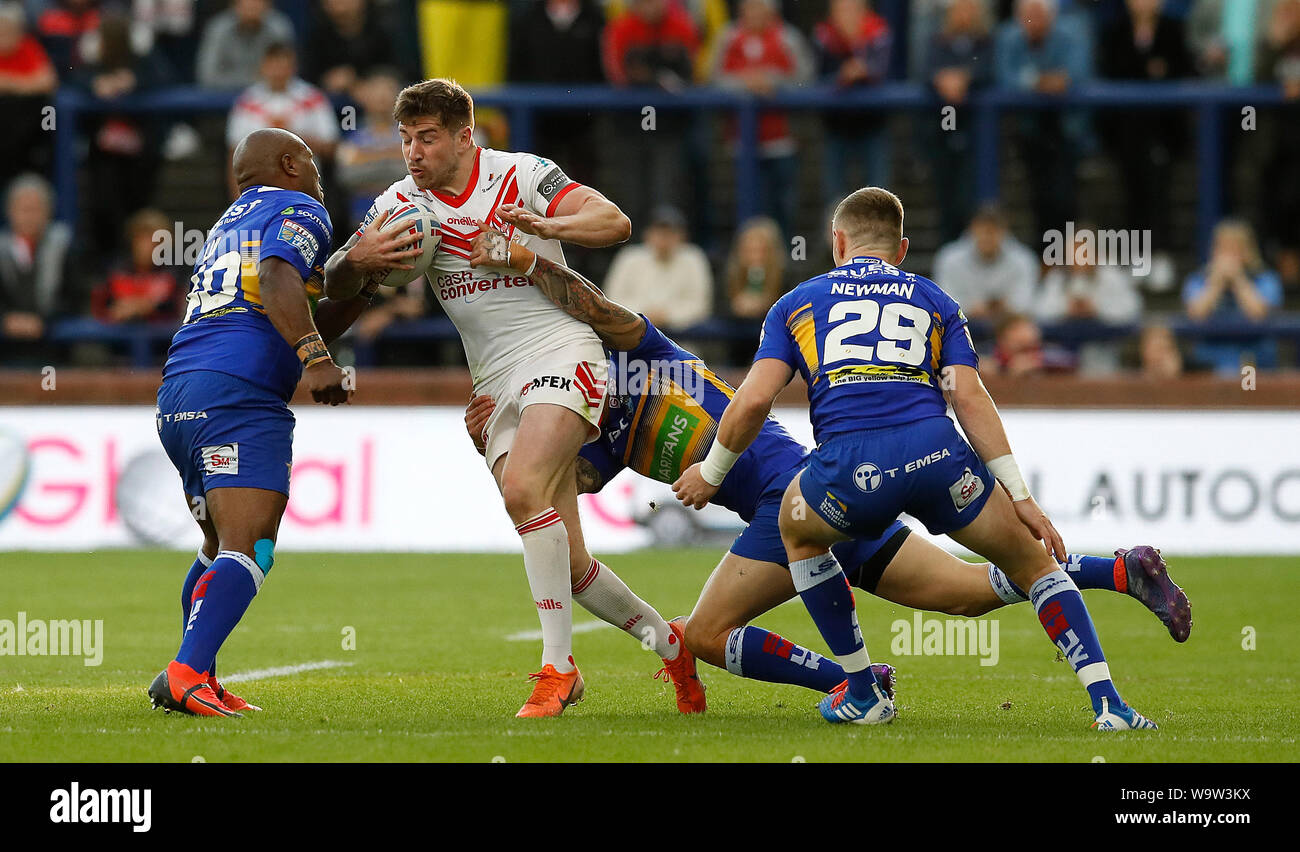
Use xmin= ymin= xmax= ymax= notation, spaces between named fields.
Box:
xmin=0 ymin=0 xmax=1298 ymax=376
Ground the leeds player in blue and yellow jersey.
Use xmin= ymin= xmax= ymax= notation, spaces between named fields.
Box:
xmin=463 ymin=223 xmax=1190 ymax=714
xmin=675 ymin=188 xmax=1179 ymax=729
xmin=149 ymin=129 xmax=422 ymax=717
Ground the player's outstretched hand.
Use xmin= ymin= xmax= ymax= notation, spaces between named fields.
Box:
xmin=496 ymin=203 xmax=556 ymax=240
xmin=348 ymin=208 xmax=425 ymax=272
xmin=672 ymin=462 xmax=719 ymax=510
xmin=464 ymin=394 xmax=495 ymax=454
xmin=1012 ymin=495 xmax=1066 ymax=563
xmin=306 ymin=361 xmax=352 ymax=406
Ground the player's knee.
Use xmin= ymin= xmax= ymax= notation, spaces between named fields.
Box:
xmin=501 ymin=473 xmax=550 ymax=523
xmin=682 ymin=618 xmax=727 ymax=669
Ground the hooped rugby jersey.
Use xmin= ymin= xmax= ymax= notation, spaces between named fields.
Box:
xmin=754 ymin=255 xmax=980 ymax=444
xmin=358 ymin=147 xmax=602 ymax=389
xmin=581 ymin=318 xmax=808 ymax=521
xmin=162 ymin=185 xmax=333 ymax=401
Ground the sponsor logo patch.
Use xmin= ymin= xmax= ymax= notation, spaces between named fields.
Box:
xmin=949 ymin=466 xmax=985 ymax=511
xmin=536 ymin=165 xmax=573 ymax=202
xmin=853 ymin=462 xmax=882 ymax=493
xmin=278 ymin=219 xmax=319 ymax=266
xmin=819 ymin=491 xmax=849 ymax=529
xmin=201 ymin=443 xmax=239 ymax=476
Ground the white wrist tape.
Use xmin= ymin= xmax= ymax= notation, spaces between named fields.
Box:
xmin=986 ymin=454 xmax=1031 ymax=502
xmin=699 ymin=441 xmax=741 ymax=487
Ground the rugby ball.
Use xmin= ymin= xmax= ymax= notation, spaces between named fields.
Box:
xmin=377 ymin=201 xmax=441 ymax=288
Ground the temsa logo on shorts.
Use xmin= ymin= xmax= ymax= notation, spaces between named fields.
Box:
xmin=436 ymin=271 xmax=532 ymax=301
xmin=521 ymin=375 xmax=573 ymax=396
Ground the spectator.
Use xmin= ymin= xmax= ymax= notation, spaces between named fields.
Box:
xmin=72 ymin=8 xmax=173 ymax=261
xmin=1036 ymin=224 xmax=1143 ymax=324
xmin=133 ymin=0 xmax=199 ymax=84
xmin=921 ymin=0 xmax=994 ymax=244
xmin=225 ymin=41 xmax=339 ymax=201
xmin=1139 ymin=323 xmax=1183 ymax=379
xmin=34 ymin=0 xmax=98 ymax=71
xmin=91 ymin=207 xmax=180 ymax=324
xmin=336 ymin=68 xmax=407 ymax=226
xmin=0 ymin=3 xmax=56 ymax=186
xmin=932 ymin=203 xmax=1038 ymax=320
xmin=991 ymin=313 xmax=1076 ymax=376
xmin=1255 ymin=0 xmax=1300 ymax=299
xmin=995 ymin=0 xmax=1091 ymax=240
xmin=711 ymin=0 xmax=813 ymax=237
xmin=1183 ymin=219 xmax=1283 ymax=372
xmin=195 ymin=0 xmax=293 ymax=90
xmin=603 ymin=205 xmax=713 ymax=330
xmin=1188 ymin=0 xmax=1278 ymax=83
xmin=725 ymin=216 xmax=785 ymax=320
xmin=0 ymin=174 xmax=77 ymax=345
xmin=304 ymin=0 xmax=405 ymax=95
xmin=813 ymin=0 xmax=892 ymax=217
xmin=508 ymin=0 xmax=605 ymax=188
xmin=602 ymin=0 xmax=700 ymax=235
xmin=0 ymin=3 xmax=54 ymax=93
xmin=1035 ymin=221 xmax=1143 ymax=373
xmin=603 ymin=0 xmax=698 ymax=89
xmin=1099 ymin=0 xmax=1191 ymax=284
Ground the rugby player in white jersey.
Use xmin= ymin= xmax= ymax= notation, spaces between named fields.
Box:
xmin=324 ymin=79 xmax=704 ymax=718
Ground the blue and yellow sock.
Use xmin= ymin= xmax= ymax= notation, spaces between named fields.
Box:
xmin=1029 ymin=569 xmax=1123 ymax=715
xmin=179 ymin=550 xmax=214 ymax=633
xmin=724 ymin=625 xmax=844 ymax=693
xmin=988 ymin=553 xmax=1125 ymax=604
xmin=789 ymin=552 xmax=879 ymax=700
xmin=1062 ymin=553 xmax=1125 ymax=592
xmin=175 ymin=544 xmax=271 ymax=674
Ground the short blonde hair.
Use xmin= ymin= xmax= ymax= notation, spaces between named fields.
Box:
xmin=832 ymin=187 xmax=904 ymax=250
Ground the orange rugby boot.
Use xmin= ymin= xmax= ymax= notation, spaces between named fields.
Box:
xmin=148 ymin=661 xmax=241 ymax=717
xmin=516 ymin=663 xmax=585 ymax=718
xmin=653 ymin=618 xmax=706 ymax=714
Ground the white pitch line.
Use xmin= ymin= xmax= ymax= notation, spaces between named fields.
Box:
xmin=504 ymin=620 xmax=613 ymax=642
xmin=221 ymin=660 xmax=354 ymax=683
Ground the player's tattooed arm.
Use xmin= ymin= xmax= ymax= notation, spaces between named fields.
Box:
xmin=529 ymin=254 xmax=645 ymax=351
xmin=574 ymin=456 xmax=605 ymax=495
xmin=465 ymin=223 xmax=643 ymax=348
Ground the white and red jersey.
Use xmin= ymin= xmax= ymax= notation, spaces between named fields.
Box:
xmin=358 ymin=147 xmax=598 ymax=389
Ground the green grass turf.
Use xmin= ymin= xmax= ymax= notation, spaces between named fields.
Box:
xmin=0 ymin=550 xmax=1295 ymax=762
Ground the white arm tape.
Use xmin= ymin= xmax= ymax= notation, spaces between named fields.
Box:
xmin=986 ymin=454 xmax=1031 ymax=501
xmin=699 ymin=441 xmax=741 ymax=487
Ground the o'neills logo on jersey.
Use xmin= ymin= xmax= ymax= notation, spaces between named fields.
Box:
xmin=435 ymin=270 xmax=533 ymax=301
xmin=444 ymin=215 xmax=478 ymax=227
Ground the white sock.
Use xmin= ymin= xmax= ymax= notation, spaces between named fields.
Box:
xmin=572 ymin=558 xmax=679 ymax=660
xmin=515 ymin=508 xmax=575 ymax=673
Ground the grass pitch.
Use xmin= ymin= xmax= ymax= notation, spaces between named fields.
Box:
xmin=0 ymin=550 xmax=1295 ymax=762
